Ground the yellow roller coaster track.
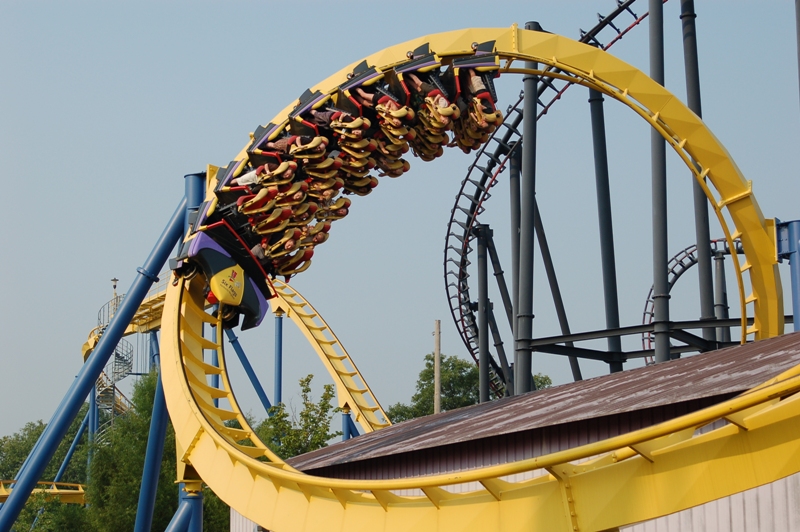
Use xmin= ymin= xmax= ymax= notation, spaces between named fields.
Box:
xmin=270 ymin=280 xmax=389 ymax=433
xmin=163 ymin=275 xmax=800 ymax=532
xmin=160 ymin=27 xmax=792 ymax=531
xmin=81 ymin=277 xmax=387 ymax=432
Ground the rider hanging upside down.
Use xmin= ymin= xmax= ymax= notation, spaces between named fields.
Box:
xmin=231 ymin=161 xmax=297 ymax=187
xmin=308 ymin=109 xmax=366 ymax=138
xmin=464 ymin=69 xmax=501 ymax=129
xmin=353 ymin=88 xmax=403 ymax=126
xmin=406 ymin=72 xmax=458 ymax=126
xmin=265 ymin=135 xmax=328 ymax=156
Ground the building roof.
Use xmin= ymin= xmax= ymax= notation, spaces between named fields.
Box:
xmin=290 ymin=332 xmax=800 ymax=472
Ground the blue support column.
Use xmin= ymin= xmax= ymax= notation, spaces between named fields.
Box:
xmin=178 ymin=482 xmax=203 ymax=532
xmin=347 ymin=414 xmax=360 ymax=439
xmin=91 ymin=389 xmax=99 ymax=434
xmin=274 ymin=311 xmax=284 ymax=405
xmin=0 ymin=196 xmax=187 ymax=531
xmin=164 ymin=501 xmax=192 ymax=532
xmin=183 ymin=172 xmax=205 ymax=234
xmin=149 ymin=331 xmax=159 ymax=371
xmin=225 ymin=329 xmax=273 ymax=415
xmin=86 ymin=386 xmax=97 ymax=479
xmin=342 ymin=409 xmax=352 ymax=441
xmin=53 ymin=410 xmax=89 ymax=483
xmin=134 ymin=349 xmax=169 ymax=532
xmin=778 ymin=220 xmax=800 ymax=331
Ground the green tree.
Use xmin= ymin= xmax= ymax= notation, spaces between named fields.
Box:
xmin=254 ymin=374 xmax=342 ymax=459
xmin=386 ymin=353 xmax=552 ymax=423
xmin=0 ymin=404 xmax=90 ymax=483
xmin=386 ymin=353 xmax=479 ymax=422
xmin=86 ymin=370 xmax=229 ymax=532
xmin=15 ymin=492 xmax=92 ymax=532
xmin=2 ymin=372 xmax=343 ymax=531
xmin=0 ymin=404 xmax=92 ymax=531
xmin=533 ymin=373 xmax=553 ymax=390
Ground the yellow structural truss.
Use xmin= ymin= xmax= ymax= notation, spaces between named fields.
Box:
xmin=158 ymin=27 xmax=793 ymax=531
xmin=0 ymin=481 xmax=85 ymax=505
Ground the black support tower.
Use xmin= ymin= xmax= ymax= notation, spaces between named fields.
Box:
xmin=588 ymin=87 xmax=623 ymax=373
xmin=681 ymin=0 xmax=716 ymax=343
xmin=516 ymin=21 xmax=542 ymax=393
xmin=650 ymin=0 xmax=671 ymax=363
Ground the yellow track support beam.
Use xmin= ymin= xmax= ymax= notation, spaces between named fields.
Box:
xmin=0 ymin=481 xmax=85 ymax=505
xmin=160 ymin=26 xmax=789 ymax=531
xmin=271 ymin=280 xmax=389 ymax=433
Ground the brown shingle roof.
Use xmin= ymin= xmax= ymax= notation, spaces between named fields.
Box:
xmin=290 ymin=332 xmax=800 ymax=471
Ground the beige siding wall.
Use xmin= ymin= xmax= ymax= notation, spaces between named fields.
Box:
xmin=623 ymin=473 xmax=800 ymax=532
xmin=230 ymin=508 xmax=259 ymax=532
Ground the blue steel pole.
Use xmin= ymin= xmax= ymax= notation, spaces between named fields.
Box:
xmin=342 ymin=410 xmax=352 ymax=441
xmin=164 ymin=501 xmax=192 ymax=532
xmin=134 ymin=353 xmax=169 ymax=532
xmin=275 ymin=311 xmax=284 ymax=405
xmin=0 ymin=197 xmax=187 ymax=531
xmin=92 ymin=391 xmax=99 ymax=434
xmin=87 ymin=388 xmax=96 ymax=442
xmin=788 ymin=222 xmax=800 ymax=332
xmin=53 ymin=410 xmax=90 ymax=483
xmin=778 ymin=220 xmax=800 ymax=332
xmin=150 ymin=332 xmax=159 ymax=372
xmin=347 ymin=415 xmax=360 ymax=438
xmin=86 ymin=386 xmax=97 ymax=481
xmin=224 ymin=329 xmax=273 ymax=414
xmin=184 ymin=173 xmax=205 ymax=233
xmin=178 ymin=483 xmax=203 ymax=532
xmin=150 ymin=331 xmax=159 ymax=371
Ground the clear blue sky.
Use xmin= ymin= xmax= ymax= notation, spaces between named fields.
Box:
xmin=1 ymin=1 xmax=799 ymax=437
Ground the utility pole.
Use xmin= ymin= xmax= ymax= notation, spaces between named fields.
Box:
xmin=434 ymin=320 xmax=441 ymax=414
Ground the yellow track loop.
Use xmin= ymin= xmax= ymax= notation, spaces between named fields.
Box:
xmin=160 ymin=27 xmax=790 ymax=531
xmin=165 ymin=275 xmax=293 ymax=470
xmin=226 ymin=26 xmax=781 ymax=340
xmin=163 ymin=274 xmax=800 ymax=531
xmin=0 ymin=481 xmax=85 ymax=505
xmin=270 ymin=280 xmax=389 ymax=433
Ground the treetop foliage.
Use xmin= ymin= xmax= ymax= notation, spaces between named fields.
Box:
xmin=255 ymin=374 xmax=342 ymax=460
xmin=386 ymin=352 xmax=552 ymax=423
xmin=2 ymin=370 xmax=341 ymax=531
